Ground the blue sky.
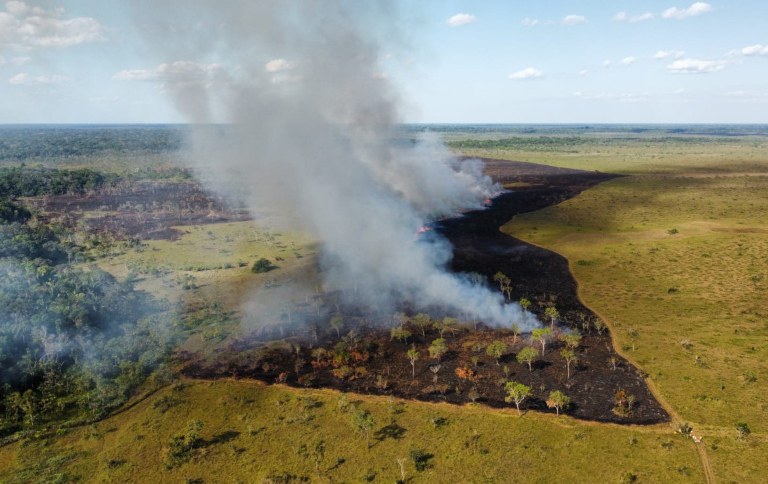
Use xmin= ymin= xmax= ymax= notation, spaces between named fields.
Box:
xmin=1 ymin=1 xmax=767 ymax=123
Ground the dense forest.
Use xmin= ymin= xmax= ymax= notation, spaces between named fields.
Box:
xmin=0 ymin=199 xmax=175 ymax=436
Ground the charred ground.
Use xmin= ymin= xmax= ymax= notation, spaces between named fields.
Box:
xmin=181 ymin=159 xmax=668 ymax=424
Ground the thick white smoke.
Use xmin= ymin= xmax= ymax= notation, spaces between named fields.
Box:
xmin=135 ymin=1 xmax=538 ymax=329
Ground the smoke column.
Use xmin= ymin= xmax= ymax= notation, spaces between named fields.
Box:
xmin=134 ymin=1 xmax=538 ymax=329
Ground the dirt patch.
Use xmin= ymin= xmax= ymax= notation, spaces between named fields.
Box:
xmin=180 ymin=159 xmax=667 ymax=424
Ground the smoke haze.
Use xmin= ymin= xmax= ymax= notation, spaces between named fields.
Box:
xmin=134 ymin=1 xmax=538 ymax=329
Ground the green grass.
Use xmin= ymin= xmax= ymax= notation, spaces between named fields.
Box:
xmin=0 ymin=380 xmax=702 ymax=483
xmin=500 ymin=155 xmax=768 ymax=482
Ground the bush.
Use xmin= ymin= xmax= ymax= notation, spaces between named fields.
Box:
xmin=251 ymin=258 xmax=275 ymax=273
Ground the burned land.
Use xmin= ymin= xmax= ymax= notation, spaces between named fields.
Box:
xmin=181 ymin=159 xmax=668 ymax=424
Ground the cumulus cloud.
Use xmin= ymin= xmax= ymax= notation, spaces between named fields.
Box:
xmin=603 ymin=60 xmax=612 ymax=68
xmin=265 ymin=58 xmax=296 ymax=72
xmin=8 ymin=72 xmax=71 ymax=85
xmin=666 ymin=58 xmax=727 ymax=74
xmin=654 ymin=50 xmax=685 ymax=59
xmin=740 ymin=44 xmax=768 ymax=56
xmin=662 ymin=2 xmax=712 ymax=20
xmin=578 ymin=69 xmax=589 ymax=76
xmin=447 ymin=13 xmax=476 ymax=27
xmin=620 ymin=56 xmax=636 ymax=65
xmin=509 ymin=67 xmax=543 ymax=80
xmin=521 ymin=17 xmax=539 ymax=27
xmin=0 ymin=1 xmax=105 ymax=50
xmin=562 ymin=14 xmax=586 ymax=25
xmin=614 ymin=12 xmax=654 ymax=22
xmin=113 ymin=61 xmax=225 ymax=83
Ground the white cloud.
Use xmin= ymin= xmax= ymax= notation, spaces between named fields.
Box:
xmin=603 ymin=60 xmax=613 ymax=68
xmin=0 ymin=1 xmax=106 ymax=50
xmin=113 ymin=61 xmax=225 ymax=83
xmin=509 ymin=67 xmax=543 ymax=80
xmin=662 ymin=2 xmax=712 ymax=20
xmin=741 ymin=44 xmax=768 ymax=56
xmin=654 ymin=50 xmax=685 ymax=60
xmin=521 ymin=17 xmax=539 ymax=27
xmin=447 ymin=13 xmax=476 ymax=27
xmin=620 ymin=56 xmax=636 ymax=65
xmin=666 ymin=58 xmax=727 ymax=74
xmin=581 ymin=92 xmax=651 ymax=103
xmin=614 ymin=12 xmax=654 ymax=22
xmin=562 ymin=14 xmax=587 ymax=25
xmin=579 ymin=69 xmax=589 ymax=76
xmin=8 ymin=72 xmax=71 ymax=85
xmin=265 ymin=58 xmax=296 ymax=72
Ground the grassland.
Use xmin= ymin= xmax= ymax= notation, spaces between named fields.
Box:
xmin=493 ymin=134 xmax=768 ymax=483
xmin=0 ymin=380 xmax=702 ymax=483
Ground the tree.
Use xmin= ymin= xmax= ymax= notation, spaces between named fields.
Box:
xmin=546 ymin=390 xmax=570 ymax=416
xmin=436 ymin=317 xmax=458 ymax=338
xmin=428 ymin=338 xmax=448 ymax=362
xmin=251 ymin=257 xmax=275 ymax=273
xmin=736 ymin=422 xmax=751 ymax=440
xmin=329 ymin=314 xmax=344 ymax=338
xmin=544 ymin=306 xmax=560 ymax=330
xmin=494 ymin=272 xmax=513 ymax=300
xmin=510 ymin=323 xmax=521 ymax=345
xmin=560 ymin=348 xmax=577 ymax=379
xmin=351 ymin=409 xmax=375 ymax=448
xmin=412 ymin=313 xmax=433 ymax=337
xmin=519 ymin=297 xmax=531 ymax=312
xmin=516 ymin=347 xmax=538 ymax=372
xmin=504 ymin=381 xmax=531 ymax=415
xmin=561 ymin=332 xmax=582 ymax=350
xmin=486 ymin=340 xmax=507 ymax=365
xmin=390 ymin=326 xmax=411 ymax=343
xmin=532 ymin=327 xmax=552 ymax=355
xmin=406 ymin=346 xmax=420 ymax=378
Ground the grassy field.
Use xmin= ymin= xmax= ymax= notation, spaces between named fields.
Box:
xmin=495 ymin=137 xmax=768 ymax=483
xmin=0 ymin=380 xmax=702 ymax=483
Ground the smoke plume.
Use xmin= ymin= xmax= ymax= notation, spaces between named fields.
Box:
xmin=135 ymin=1 xmax=538 ymax=329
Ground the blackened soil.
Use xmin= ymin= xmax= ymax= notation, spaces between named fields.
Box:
xmin=181 ymin=158 xmax=668 ymax=424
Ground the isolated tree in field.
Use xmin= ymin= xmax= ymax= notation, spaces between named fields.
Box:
xmin=560 ymin=349 xmax=577 ymax=379
xmin=406 ymin=346 xmax=420 ymax=378
xmin=626 ymin=327 xmax=639 ymax=351
xmin=504 ymin=381 xmax=531 ymax=415
xmin=486 ymin=340 xmax=507 ymax=365
xmin=532 ymin=327 xmax=552 ymax=355
xmin=544 ymin=306 xmax=560 ymax=329
xmin=546 ymin=390 xmax=571 ymax=416
xmin=519 ymin=297 xmax=531 ymax=312
xmin=412 ymin=313 xmax=433 ymax=337
xmin=494 ymin=272 xmax=513 ymax=300
xmin=436 ymin=317 xmax=458 ymax=338
xmin=736 ymin=422 xmax=751 ymax=440
xmin=351 ymin=408 xmax=375 ymax=448
xmin=517 ymin=346 xmax=538 ymax=371
xmin=329 ymin=314 xmax=344 ymax=338
xmin=510 ymin=323 xmax=522 ymax=345
xmin=390 ymin=326 xmax=411 ymax=343
xmin=429 ymin=338 xmax=448 ymax=362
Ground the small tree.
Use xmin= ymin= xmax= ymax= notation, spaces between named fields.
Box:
xmin=736 ymin=422 xmax=751 ymax=440
xmin=561 ymin=332 xmax=582 ymax=350
xmin=486 ymin=340 xmax=507 ymax=365
xmin=516 ymin=347 xmax=538 ymax=372
xmin=251 ymin=257 xmax=275 ymax=273
xmin=390 ymin=326 xmax=412 ymax=343
xmin=436 ymin=317 xmax=458 ymax=338
xmin=560 ymin=348 xmax=577 ymax=379
xmin=412 ymin=313 xmax=433 ymax=337
xmin=406 ymin=346 xmax=420 ymax=378
xmin=510 ymin=323 xmax=521 ymax=344
xmin=428 ymin=338 xmax=448 ymax=362
xmin=544 ymin=306 xmax=560 ymax=329
xmin=504 ymin=381 xmax=531 ymax=415
xmin=351 ymin=409 xmax=375 ymax=448
xmin=546 ymin=390 xmax=571 ymax=416
xmin=519 ymin=297 xmax=531 ymax=312
xmin=532 ymin=327 xmax=552 ymax=355
xmin=494 ymin=272 xmax=513 ymax=300
xmin=329 ymin=314 xmax=344 ymax=338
